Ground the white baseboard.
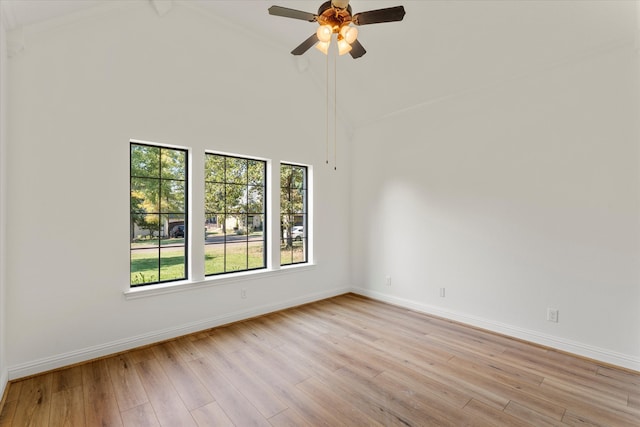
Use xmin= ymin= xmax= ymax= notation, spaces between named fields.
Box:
xmin=352 ymin=287 xmax=640 ymax=373
xmin=0 ymin=368 xmax=7 ymax=403
xmin=8 ymin=287 xmax=350 ymax=380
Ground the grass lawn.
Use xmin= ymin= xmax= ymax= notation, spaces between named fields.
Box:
xmin=132 ymin=239 xmax=305 ymax=285
xmin=205 ymin=241 xmax=265 ymax=275
xmin=131 ymin=248 xmax=185 ymax=285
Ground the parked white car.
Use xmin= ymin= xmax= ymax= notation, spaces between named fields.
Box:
xmin=291 ymin=226 xmax=304 ymax=240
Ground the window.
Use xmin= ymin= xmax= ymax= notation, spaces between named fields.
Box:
xmin=130 ymin=143 xmax=188 ymax=286
xmin=280 ymin=163 xmax=308 ymax=265
xmin=205 ymin=153 xmax=266 ymax=275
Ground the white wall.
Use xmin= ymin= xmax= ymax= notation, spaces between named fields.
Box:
xmin=351 ymin=24 xmax=640 ymax=369
xmin=0 ymin=2 xmax=9 ymax=397
xmin=5 ymin=2 xmax=351 ymax=378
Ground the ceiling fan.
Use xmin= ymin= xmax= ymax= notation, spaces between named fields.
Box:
xmin=268 ymin=0 xmax=406 ymax=59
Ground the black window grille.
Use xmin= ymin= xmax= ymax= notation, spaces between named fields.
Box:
xmin=205 ymin=153 xmax=267 ymax=275
xmin=280 ymin=163 xmax=308 ymax=265
xmin=130 ymin=142 xmax=188 ymax=286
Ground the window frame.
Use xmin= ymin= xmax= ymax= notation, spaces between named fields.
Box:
xmin=204 ymin=152 xmax=268 ymax=276
xmin=130 ymin=141 xmax=189 ymax=287
xmin=280 ymin=162 xmax=309 ymax=266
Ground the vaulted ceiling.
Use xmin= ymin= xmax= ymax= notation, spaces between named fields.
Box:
xmin=2 ymin=0 xmax=637 ymax=130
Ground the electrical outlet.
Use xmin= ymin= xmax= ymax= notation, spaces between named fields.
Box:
xmin=440 ymin=288 xmax=446 ymax=298
xmin=241 ymin=288 xmax=247 ymax=299
xmin=547 ymin=308 xmax=559 ymax=323
xmin=385 ymin=276 xmax=391 ymax=286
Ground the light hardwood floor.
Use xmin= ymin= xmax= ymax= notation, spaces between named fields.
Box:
xmin=1 ymin=293 xmax=639 ymax=426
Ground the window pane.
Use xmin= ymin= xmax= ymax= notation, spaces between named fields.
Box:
xmin=131 ymin=214 xmax=162 ymax=245
xmin=205 ymin=155 xmax=225 ymax=183
xmin=225 ymin=241 xmax=247 ymax=272
xmin=205 ymin=214 xmax=225 ymax=240
xmin=131 ymin=144 xmax=160 ymax=177
xmin=280 ymin=164 xmax=292 ymax=188
xmin=167 ymin=216 xmax=186 ymax=240
xmin=248 ymin=185 xmax=264 ymax=214
xmin=280 ymin=242 xmax=292 ymax=265
xmin=205 ymin=244 xmax=225 ymax=275
xmin=248 ymin=160 xmax=265 ymax=186
xmin=247 ymin=214 xmax=264 ymax=240
xmin=226 ymin=184 xmax=247 ymax=213
xmin=205 ymin=183 xmax=225 ymax=214
xmin=131 ymin=250 xmax=159 ymax=285
xmin=291 ymin=166 xmax=305 ymax=190
xmin=226 ymin=157 xmax=247 ymax=184
xmin=160 ymin=247 xmax=185 ymax=281
xmin=280 ymin=189 xmax=290 ymax=214
xmin=248 ymin=239 xmax=265 ymax=269
xmin=131 ymin=177 xmax=160 ymax=213
xmin=292 ymin=240 xmax=306 ymax=263
xmin=161 ymin=149 xmax=186 ymax=180
xmin=290 ymin=188 xmax=305 ymax=214
xmin=161 ymin=180 xmax=186 ymax=213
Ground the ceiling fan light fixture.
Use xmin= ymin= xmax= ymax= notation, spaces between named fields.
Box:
xmin=316 ymin=24 xmax=333 ymax=43
xmin=339 ymin=25 xmax=358 ymax=44
xmin=337 ymin=37 xmax=352 ymax=55
xmin=316 ymin=40 xmax=330 ymax=55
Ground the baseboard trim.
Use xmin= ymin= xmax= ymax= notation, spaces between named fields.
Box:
xmin=8 ymin=287 xmax=350 ymax=380
xmin=352 ymin=287 xmax=640 ymax=373
xmin=0 ymin=368 xmax=8 ymax=414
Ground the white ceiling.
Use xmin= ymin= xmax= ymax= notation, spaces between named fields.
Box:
xmin=2 ymin=0 xmax=637 ymax=129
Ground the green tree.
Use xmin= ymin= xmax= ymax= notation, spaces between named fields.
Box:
xmin=205 ymin=155 xmax=265 ymax=234
xmin=131 ymin=144 xmax=186 ymax=238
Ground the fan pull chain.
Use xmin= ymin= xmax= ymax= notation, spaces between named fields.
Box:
xmin=326 ymin=50 xmax=329 ymax=166
xmin=334 ymin=46 xmax=337 ymax=171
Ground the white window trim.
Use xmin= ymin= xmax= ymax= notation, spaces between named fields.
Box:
xmin=123 ymin=263 xmax=316 ymax=300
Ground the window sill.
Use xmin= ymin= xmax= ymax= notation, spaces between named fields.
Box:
xmin=123 ymin=263 xmax=316 ymax=300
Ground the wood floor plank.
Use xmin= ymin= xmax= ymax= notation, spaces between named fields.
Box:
xmin=11 ymin=373 xmax=53 ymax=427
xmin=120 ymin=403 xmax=160 ymax=427
xmin=0 ymin=400 xmax=17 ymax=427
xmin=267 ymin=407 xmax=314 ymax=427
xmin=629 ymin=391 xmax=640 ymax=410
xmin=125 ymin=346 xmax=157 ymax=365
xmin=206 ymin=349 xmax=288 ymax=419
xmin=296 ymin=376 xmax=386 ymax=427
xmin=49 ymin=386 xmax=84 ymax=427
xmin=169 ymin=337 xmax=205 ymax=362
xmin=370 ymin=371 xmax=472 ymax=426
xmin=151 ymin=342 xmax=214 ymax=411
xmin=229 ymin=347 xmax=347 ymax=426
xmin=236 ymin=345 xmax=311 ymax=385
xmin=4 ymin=382 xmax=22 ymax=404
xmin=190 ymin=402 xmax=234 ymax=427
xmin=105 ymin=353 xmax=149 ymax=412
xmin=51 ymin=366 xmax=83 ymax=394
xmin=188 ymin=357 xmax=271 ymax=427
xmin=462 ymin=398 xmax=525 ymax=427
xmin=135 ymin=358 xmax=197 ymax=426
xmin=81 ymin=360 xmax=123 ymax=427
xmin=503 ymin=401 xmax=565 ymax=427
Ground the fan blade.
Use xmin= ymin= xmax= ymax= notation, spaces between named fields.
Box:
xmin=352 ymin=6 xmax=406 ymax=26
xmin=268 ymin=6 xmax=317 ymax=22
xmin=291 ymin=33 xmax=319 ymax=55
xmin=349 ymin=39 xmax=366 ymax=59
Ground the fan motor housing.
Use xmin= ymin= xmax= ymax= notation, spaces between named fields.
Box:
xmin=318 ymin=1 xmax=353 ymax=31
